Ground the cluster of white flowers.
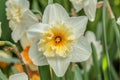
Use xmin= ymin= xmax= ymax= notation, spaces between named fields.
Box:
xmin=6 ymin=0 xmax=38 ymax=42
xmin=4 ymin=0 xmax=105 ymax=79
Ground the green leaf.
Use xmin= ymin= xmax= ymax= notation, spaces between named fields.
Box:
xmin=39 ymin=65 xmax=51 ymax=80
xmin=11 ymin=67 xmax=19 ymax=74
xmin=0 ymin=0 xmax=12 ymax=41
xmin=91 ymin=43 xmax=101 ymax=80
xmin=73 ymin=64 xmax=83 ymax=80
xmin=102 ymin=55 xmax=108 ymax=71
xmin=0 ymin=69 xmax=8 ymax=80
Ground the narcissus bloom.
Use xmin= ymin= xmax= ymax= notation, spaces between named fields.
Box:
xmin=70 ymin=0 xmax=97 ymax=21
xmin=85 ymin=31 xmax=102 ymax=70
xmin=27 ymin=3 xmax=91 ymax=77
xmin=117 ymin=17 xmax=120 ymax=25
xmin=9 ymin=73 xmax=28 ymax=80
xmin=6 ymin=0 xmax=38 ymax=42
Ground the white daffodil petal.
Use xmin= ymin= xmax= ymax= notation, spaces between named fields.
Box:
xmin=19 ymin=0 xmax=29 ymax=11
xmin=117 ymin=17 xmax=120 ymax=25
xmin=27 ymin=23 xmax=48 ymax=39
xmin=65 ymin=16 xmax=88 ymax=38
xmin=0 ymin=22 xmax=1 ymax=38
xmin=84 ymin=0 xmax=97 ymax=21
xmin=29 ymin=40 xmax=48 ymax=66
xmin=9 ymin=73 xmax=28 ymax=80
xmin=85 ymin=31 xmax=102 ymax=56
xmin=71 ymin=36 xmax=91 ymax=62
xmin=94 ymin=41 xmax=102 ymax=59
xmin=42 ymin=3 xmax=69 ymax=24
xmin=47 ymin=57 xmax=71 ymax=77
xmin=12 ymin=10 xmax=38 ymax=42
xmin=85 ymin=31 xmax=96 ymax=43
xmin=71 ymin=2 xmax=83 ymax=12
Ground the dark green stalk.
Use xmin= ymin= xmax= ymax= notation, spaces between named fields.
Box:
xmin=102 ymin=0 xmax=111 ymax=79
xmin=82 ymin=63 xmax=88 ymax=80
xmin=91 ymin=43 xmax=101 ymax=80
xmin=111 ymin=19 xmax=120 ymax=48
xmin=38 ymin=66 xmax=51 ymax=80
xmin=0 ymin=69 xmax=8 ymax=80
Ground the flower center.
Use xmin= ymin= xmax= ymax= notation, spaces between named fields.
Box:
xmin=55 ymin=36 xmax=62 ymax=43
xmin=38 ymin=23 xmax=76 ymax=58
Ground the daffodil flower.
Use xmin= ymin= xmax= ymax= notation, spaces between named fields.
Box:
xmin=85 ymin=31 xmax=102 ymax=70
xmin=6 ymin=0 xmax=38 ymax=42
xmin=117 ymin=17 xmax=120 ymax=25
xmin=9 ymin=73 xmax=28 ymax=80
xmin=70 ymin=0 xmax=97 ymax=21
xmin=27 ymin=3 xmax=91 ymax=77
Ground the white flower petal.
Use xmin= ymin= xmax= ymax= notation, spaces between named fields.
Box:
xmin=117 ymin=17 xmax=120 ymax=25
xmin=6 ymin=0 xmax=29 ymax=13
xmin=71 ymin=2 xmax=83 ymax=12
xmin=27 ymin=23 xmax=48 ymax=39
xmin=47 ymin=57 xmax=71 ymax=77
xmin=65 ymin=16 xmax=88 ymax=37
xmin=29 ymin=40 xmax=48 ymax=66
xmin=71 ymin=36 xmax=92 ymax=62
xmin=85 ymin=31 xmax=102 ymax=58
xmin=20 ymin=34 xmax=33 ymax=48
xmin=19 ymin=0 xmax=29 ymax=11
xmin=85 ymin=31 xmax=96 ymax=43
xmin=42 ymin=3 xmax=69 ymax=24
xmin=12 ymin=10 xmax=38 ymax=42
xmin=9 ymin=73 xmax=28 ymax=80
xmin=84 ymin=0 xmax=97 ymax=21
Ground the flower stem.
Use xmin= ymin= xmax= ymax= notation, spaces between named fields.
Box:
xmin=82 ymin=63 xmax=88 ymax=80
xmin=111 ymin=64 xmax=119 ymax=80
xmin=0 ymin=69 xmax=8 ymax=80
xmin=91 ymin=43 xmax=101 ymax=80
xmin=38 ymin=66 xmax=51 ymax=80
xmin=102 ymin=0 xmax=111 ymax=80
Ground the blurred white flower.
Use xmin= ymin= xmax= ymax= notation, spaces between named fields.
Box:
xmin=27 ymin=3 xmax=91 ymax=77
xmin=117 ymin=17 xmax=120 ymax=25
xmin=0 ymin=22 xmax=1 ymax=38
xmin=6 ymin=0 xmax=38 ymax=42
xmin=70 ymin=0 xmax=97 ymax=21
xmin=85 ymin=31 xmax=102 ymax=70
xmin=9 ymin=73 xmax=28 ymax=80
xmin=0 ymin=50 xmax=11 ymax=58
